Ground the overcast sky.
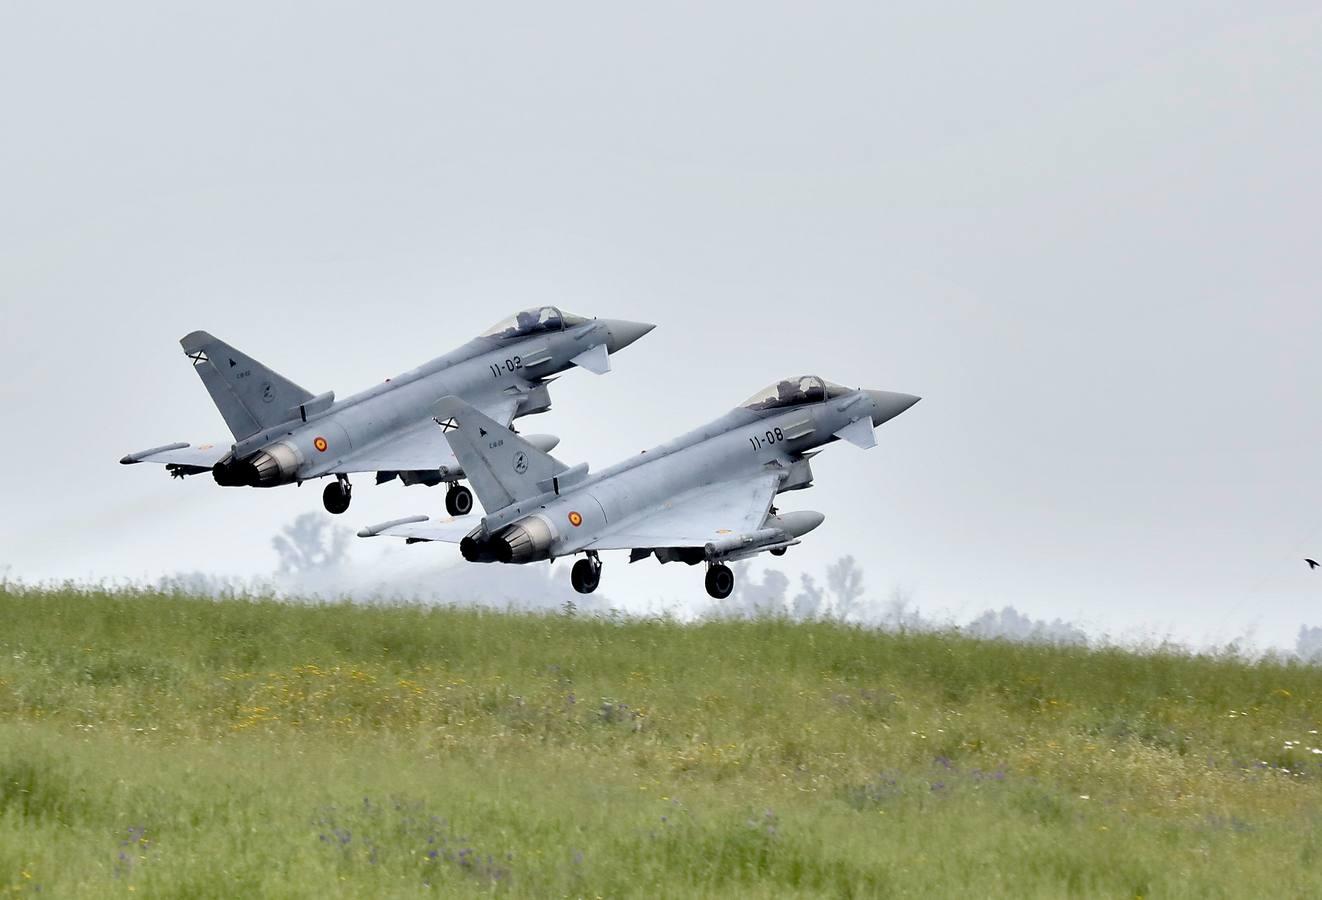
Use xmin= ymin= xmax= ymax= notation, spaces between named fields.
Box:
xmin=3 ymin=3 xmax=1321 ymax=647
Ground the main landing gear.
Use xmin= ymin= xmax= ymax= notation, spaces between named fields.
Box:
xmin=571 ymin=552 xmax=602 ymax=594
xmin=567 ymin=555 xmax=736 ymax=598
xmin=705 ymin=563 xmax=734 ymax=599
xmin=766 ymin=507 xmax=786 ymax=556
xmin=322 ymin=475 xmax=352 ymax=515
xmin=445 ymin=483 xmax=474 ymax=516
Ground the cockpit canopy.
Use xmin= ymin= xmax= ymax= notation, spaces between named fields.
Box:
xmin=481 ymin=306 xmax=589 ymax=340
xmin=741 ymin=375 xmax=854 ymax=411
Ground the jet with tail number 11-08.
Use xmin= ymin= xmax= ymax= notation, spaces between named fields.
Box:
xmin=121 ymin=308 xmax=654 ymax=515
xmin=358 ymin=376 xmax=920 ymax=597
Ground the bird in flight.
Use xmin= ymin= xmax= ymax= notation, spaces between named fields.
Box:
xmin=1307 ymin=559 xmax=1320 ymax=570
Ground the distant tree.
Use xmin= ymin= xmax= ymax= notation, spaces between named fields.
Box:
xmin=966 ymin=606 xmax=1088 ymax=646
xmin=876 ymin=585 xmax=928 ymax=632
xmin=791 ymin=573 xmax=827 ymax=620
xmin=272 ymin=512 xmax=350 ymax=577
xmin=156 ymin=570 xmax=255 ymax=598
xmin=1297 ymin=625 xmax=1322 ymax=663
xmin=826 ymin=556 xmax=866 ymax=619
xmin=721 ymin=565 xmax=790 ymax=618
xmin=761 ymin=568 xmax=790 ymax=610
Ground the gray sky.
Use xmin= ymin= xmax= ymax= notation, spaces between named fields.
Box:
xmin=3 ymin=3 xmax=1321 ymax=647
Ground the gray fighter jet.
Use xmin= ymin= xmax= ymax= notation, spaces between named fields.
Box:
xmin=358 ymin=376 xmax=919 ymax=597
xmin=121 ymin=307 xmax=654 ymax=515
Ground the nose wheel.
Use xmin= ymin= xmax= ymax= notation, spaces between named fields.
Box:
xmin=705 ymin=563 xmax=734 ymax=599
xmin=323 ymin=476 xmax=352 ymax=515
xmin=445 ymin=484 xmax=474 ymax=516
xmin=571 ymin=554 xmax=602 ymax=594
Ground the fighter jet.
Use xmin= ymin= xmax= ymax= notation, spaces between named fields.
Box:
xmin=358 ymin=375 xmax=919 ymax=597
xmin=121 ymin=308 xmax=654 ymax=515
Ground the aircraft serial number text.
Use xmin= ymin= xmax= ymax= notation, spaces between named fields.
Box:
xmin=748 ymin=428 xmax=785 ymax=451
xmin=489 ymin=357 xmax=523 ymax=378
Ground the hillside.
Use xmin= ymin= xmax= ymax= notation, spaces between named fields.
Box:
xmin=2 ymin=584 xmax=1321 ymax=897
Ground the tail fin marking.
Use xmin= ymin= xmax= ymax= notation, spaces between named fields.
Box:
xmin=433 ymin=395 xmax=568 ymax=513
xmin=179 ymin=331 xmax=314 ymax=440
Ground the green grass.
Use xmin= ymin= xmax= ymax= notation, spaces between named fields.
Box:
xmin=1 ymin=583 xmax=1321 ymax=898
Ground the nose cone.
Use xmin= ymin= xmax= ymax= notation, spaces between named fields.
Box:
xmin=867 ymin=390 xmax=921 ymax=426
xmin=599 ymin=319 xmax=656 ymax=354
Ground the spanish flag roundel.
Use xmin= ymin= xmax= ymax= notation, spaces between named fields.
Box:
xmin=568 ymin=511 xmax=583 ymax=527
xmin=314 ymin=436 xmax=328 ymax=453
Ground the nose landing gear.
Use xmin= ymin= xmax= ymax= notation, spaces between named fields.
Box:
xmin=445 ymin=483 xmax=474 ymax=516
xmin=322 ymin=475 xmax=352 ymax=515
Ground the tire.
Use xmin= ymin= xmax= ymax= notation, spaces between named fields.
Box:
xmin=571 ymin=559 xmax=600 ymax=594
xmin=322 ymin=481 xmax=351 ymax=515
xmin=770 ymin=547 xmax=787 ymax=557
xmin=705 ymin=564 xmax=734 ymax=599
xmin=445 ymin=485 xmax=474 ymax=516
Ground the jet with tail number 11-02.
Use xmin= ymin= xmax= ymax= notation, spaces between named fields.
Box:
xmin=121 ymin=308 xmax=654 ymax=515
xmin=358 ymin=376 xmax=919 ymax=597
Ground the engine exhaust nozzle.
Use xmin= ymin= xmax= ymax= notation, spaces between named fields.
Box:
xmin=494 ymin=516 xmax=554 ymax=564
xmin=210 ymin=441 xmax=301 ymax=488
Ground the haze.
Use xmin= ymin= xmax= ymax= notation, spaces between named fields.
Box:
xmin=2 ymin=3 xmax=1320 ymax=648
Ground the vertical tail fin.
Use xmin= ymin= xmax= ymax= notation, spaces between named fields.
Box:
xmin=433 ymin=395 xmax=568 ymax=513
xmin=179 ymin=331 xmax=314 ymax=440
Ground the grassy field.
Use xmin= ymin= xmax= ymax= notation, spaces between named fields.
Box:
xmin=1 ymin=584 xmax=1321 ymax=898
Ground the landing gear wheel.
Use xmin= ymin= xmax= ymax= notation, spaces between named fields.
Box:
xmin=322 ymin=480 xmax=351 ymax=515
xmin=571 ymin=558 xmax=601 ymax=594
xmin=705 ymin=563 xmax=734 ymax=599
xmin=770 ymin=547 xmax=787 ymax=557
xmin=445 ymin=484 xmax=474 ymax=516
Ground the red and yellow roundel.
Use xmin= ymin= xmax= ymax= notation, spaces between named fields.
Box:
xmin=313 ymin=436 xmax=328 ymax=453
xmin=567 ymin=511 xmax=583 ymax=527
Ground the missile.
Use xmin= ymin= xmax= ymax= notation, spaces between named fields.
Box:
xmin=704 ymin=510 xmax=825 ymax=561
